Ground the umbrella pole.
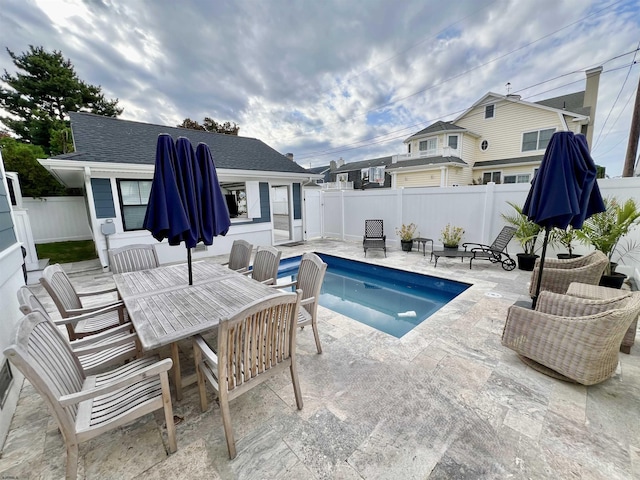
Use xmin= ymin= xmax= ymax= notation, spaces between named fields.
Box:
xmin=187 ymin=248 xmax=193 ymax=285
xmin=532 ymin=226 xmax=550 ymax=309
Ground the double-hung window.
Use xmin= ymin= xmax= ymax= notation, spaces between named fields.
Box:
xmin=447 ymin=135 xmax=459 ymax=150
xmin=418 ymin=138 xmax=437 ymax=155
xmin=522 ymin=128 xmax=555 ymax=152
xmin=503 ymin=174 xmax=531 ymax=184
xmin=361 ymin=167 xmax=385 ymax=185
xmin=117 ymin=180 xmax=152 ymax=231
xmin=482 ymin=171 xmax=501 ymax=184
xmin=485 ymin=104 xmax=495 ymax=119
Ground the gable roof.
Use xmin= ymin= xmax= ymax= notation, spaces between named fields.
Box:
xmin=332 ymin=156 xmax=393 ymax=173
xmin=534 ymin=91 xmax=590 ymax=116
xmin=54 ymin=112 xmax=309 ymax=174
xmin=404 ymin=121 xmax=466 ymax=142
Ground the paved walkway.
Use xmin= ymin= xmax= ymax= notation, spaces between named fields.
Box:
xmin=2 ymin=239 xmax=639 ymax=479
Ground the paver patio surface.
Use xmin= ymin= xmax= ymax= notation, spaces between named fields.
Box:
xmin=2 ymin=239 xmax=639 ymax=479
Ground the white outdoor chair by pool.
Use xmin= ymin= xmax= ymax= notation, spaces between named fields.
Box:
xmin=4 ymin=311 xmax=177 ymax=480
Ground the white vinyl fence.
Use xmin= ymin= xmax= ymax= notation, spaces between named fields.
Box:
xmin=22 ymin=197 xmax=92 ymax=243
xmin=307 ymin=177 xmax=640 ymax=280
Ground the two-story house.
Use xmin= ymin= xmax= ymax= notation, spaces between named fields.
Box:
xmin=359 ymin=66 xmax=602 ymax=188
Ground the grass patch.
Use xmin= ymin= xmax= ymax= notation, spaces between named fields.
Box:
xmin=36 ymin=240 xmax=98 ymax=264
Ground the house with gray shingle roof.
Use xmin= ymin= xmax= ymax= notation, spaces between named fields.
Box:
xmin=341 ymin=67 xmax=602 ymax=189
xmin=329 ymin=156 xmax=393 ymax=189
xmin=39 ymin=112 xmax=319 ymax=268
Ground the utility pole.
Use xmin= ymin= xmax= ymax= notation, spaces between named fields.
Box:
xmin=622 ymin=72 xmax=640 ymax=177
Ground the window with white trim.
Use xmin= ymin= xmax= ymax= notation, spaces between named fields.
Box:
xmin=219 ymin=182 xmax=261 ymax=220
xmin=361 ymin=166 xmax=385 ymax=185
xmin=482 ymin=171 xmax=501 ymax=184
xmin=503 ymin=173 xmax=531 ymax=184
xmin=522 ymin=128 xmax=555 ymax=152
xmin=480 ymin=139 xmax=489 ymax=151
xmin=419 ymin=137 xmax=437 ymax=155
xmin=117 ymin=179 xmax=152 ymax=231
xmin=485 ymin=104 xmax=495 ymax=119
xmin=447 ymin=135 xmax=459 ymax=149
xmin=336 ymin=173 xmax=348 ymax=182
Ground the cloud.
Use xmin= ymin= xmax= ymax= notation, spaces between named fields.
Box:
xmin=0 ymin=0 xmax=638 ymax=175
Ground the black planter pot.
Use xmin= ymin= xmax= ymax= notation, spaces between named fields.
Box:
xmin=557 ymin=253 xmax=582 ymax=260
xmin=516 ymin=253 xmax=539 ymax=271
xmin=599 ymin=272 xmax=626 ymax=289
xmin=400 ymin=240 xmax=413 ymax=252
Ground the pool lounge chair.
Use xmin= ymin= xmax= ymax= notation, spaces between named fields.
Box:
xmin=363 ymin=219 xmax=386 ymax=257
xmin=462 ymin=226 xmax=517 ymax=271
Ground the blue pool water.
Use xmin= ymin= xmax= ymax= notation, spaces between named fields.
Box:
xmin=276 ymin=253 xmax=470 ymax=338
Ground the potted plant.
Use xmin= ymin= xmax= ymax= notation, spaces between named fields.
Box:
xmin=440 ymin=224 xmax=465 ymax=250
xmin=396 ymin=223 xmax=417 ymax=252
xmin=501 ymin=201 xmax=542 ymax=271
xmin=575 ymin=197 xmax=640 ymax=287
xmin=552 ymin=226 xmax=581 ymax=259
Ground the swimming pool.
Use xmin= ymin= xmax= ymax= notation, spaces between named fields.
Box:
xmin=276 ymin=253 xmax=470 ymax=338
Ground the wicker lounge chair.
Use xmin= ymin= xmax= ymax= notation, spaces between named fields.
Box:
xmin=528 ymin=250 xmax=608 ymax=297
xmin=462 ymin=226 xmax=517 ymax=270
xmin=193 ymin=290 xmax=303 ymax=458
xmin=502 ymin=290 xmax=640 ymax=385
xmin=108 ymin=244 xmax=159 ymax=273
xmin=566 ymin=282 xmax=638 ymax=354
xmin=363 ymin=219 xmax=386 ymax=257
xmin=4 ymin=311 xmax=176 ymax=479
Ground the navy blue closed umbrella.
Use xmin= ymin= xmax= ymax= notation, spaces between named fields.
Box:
xmin=144 ymin=134 xmax=231 ymax=285
xmin=523 ymin=131 xmax=605 ymax=307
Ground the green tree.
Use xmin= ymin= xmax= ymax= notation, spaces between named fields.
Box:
xmin=0 ymin=137 xmax=70 ymax=197
xmin=178 ymin=116 xmax=239 ymax=135
xmin=0 ymin=45 xmax=122 ymax=154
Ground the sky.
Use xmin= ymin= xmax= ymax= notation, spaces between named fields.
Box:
xmin=1 ymin=0 xmax=639 ymax=176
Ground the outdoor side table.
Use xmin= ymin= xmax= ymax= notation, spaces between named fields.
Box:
xmin=412 ymin=237 xmax=433 ymax=257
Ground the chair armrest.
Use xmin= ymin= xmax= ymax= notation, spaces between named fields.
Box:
xmin=71 ymin=332 xmax=138 ymax=356
xmin=58 ymin=358 xmax=173 ymax=406
xmin=300 ymin=296 xmax=315 ymax=307
xmin=76 ymin=285 xmax=118 ymax=297
xmin=193 ymin=335 xmax=219 ymax=368
xmin=462 ymin=242 xmax=489 ymax=251
xmin=68 ymin=322 xmax=134 ymax=346
xmin=55 ymin=302 xmax=125 ymax=322
xmin=272 ymin=280 xmax=296 ymax=289
xmin=259 ymin=278 xmax=275 ymax=285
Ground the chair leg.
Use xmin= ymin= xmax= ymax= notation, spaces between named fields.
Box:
xmin=311 ymin=320 xmax=322 ymax=354
xmin=290 ymin=360 xmax=304 ymax=410
xmin=66 ymin=442 xmax=79 ymax=480
xmin=160 ymin=371 xmax=177 ymax=453
xmin=219 ymin=390 xmax=236 ymax=459
xmin=193 ymin=342 xmax=208 ymax=412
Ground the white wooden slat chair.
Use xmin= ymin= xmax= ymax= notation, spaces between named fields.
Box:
xmin=223 ymin=239 xmax=253 ymax=272
xmin=4 ymin=311 xmax=177 ymax=480
xmin=17 ymin=286 xmax=140 ymax=374
xmin=107 ymin=244 xmax=160 ymax=274
xmin=274 ymin=252 xmax=327 ymax=354
xmin=40 ymin=263 xmax=125 ymax=341
xmin=193 ymin=290 xmax=303 ymax=459
xmin=243 ymin=245 xmax=282 ymax=285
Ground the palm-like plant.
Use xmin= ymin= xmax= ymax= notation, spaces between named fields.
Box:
xmin=575 ymin=197 xmax=640 ymax=275
xmin=501 ymin=202 xmax=542 ymax=255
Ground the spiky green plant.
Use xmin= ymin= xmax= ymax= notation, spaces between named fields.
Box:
xmin=501 ymin=202 xmax=542 ymax=255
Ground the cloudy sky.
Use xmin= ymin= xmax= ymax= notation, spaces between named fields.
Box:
xmin=1 ymin=0 xmax=639 ymax=175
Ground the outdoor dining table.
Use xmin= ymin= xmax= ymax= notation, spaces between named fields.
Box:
xmin=113 ymin=261 xmax=278 ymax=400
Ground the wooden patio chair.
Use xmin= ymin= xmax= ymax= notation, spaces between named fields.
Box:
xmin=363 ymin=219 xmax=386 ymax=257
xmin=528 ymin=250 xmax=608 ymax=297
xmin=3 ymin=311 xmax=177 ymax=480
xmin=40 ymin=264 xmax=125 ymax=341
xmin=274 ymin=252 xmax=328 ymax=354
xmin=502 ymin=290 xmax=640 ymax=385
xmin=243 ymin=245 xmax=282 ymax=285
xmin=17 ymin=286 xmax=139 ymax=374
xmin=193 ymin=290 xmax=303 ymax=459
xmin=462 ymin=225 xmax=517 ymax=270
xmin=223 ymin=239 xmax=253 ymax=272
xmin=108 ymin=244 xmax=159 ymax=274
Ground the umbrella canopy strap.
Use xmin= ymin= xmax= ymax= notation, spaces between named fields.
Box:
xmin=531 ymin=226 xmax=551 ymax=309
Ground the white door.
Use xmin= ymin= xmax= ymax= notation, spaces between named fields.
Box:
xmin=304 ymin=189 xmax=322 ymax=240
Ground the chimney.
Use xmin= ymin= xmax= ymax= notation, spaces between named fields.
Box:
xmin=329 ymin=160 xmax=337 ymax=171
xmin=285 ymin=153 xmax=294 ymax=161
xmin=583 ymin=66 xmax=603 ymax=150
xmin=338 ymin=157 xmax=345 ymax=167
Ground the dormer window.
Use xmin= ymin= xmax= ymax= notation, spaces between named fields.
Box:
xmin=484 ymin=104 xmax=495 ymax=119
